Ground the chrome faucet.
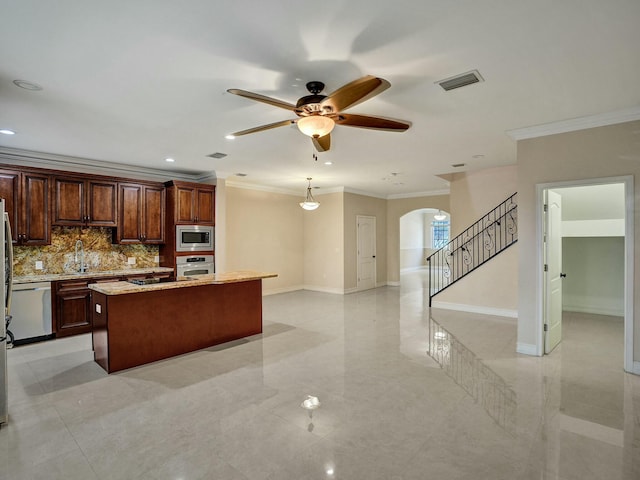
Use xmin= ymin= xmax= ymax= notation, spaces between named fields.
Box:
xmin=75 ymin=239 xmax=87 ymax=273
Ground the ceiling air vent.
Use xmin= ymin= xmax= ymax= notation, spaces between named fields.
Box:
xmin=207 ymin=152 xmax=227 ymax=159
xmin=436 ymin=70 xmax=484 ymax=91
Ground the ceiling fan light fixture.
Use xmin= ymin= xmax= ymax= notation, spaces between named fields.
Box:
xmin=300 ymin=177 xmax=320 ymax=211
xmin=297 ymin=115 xmax=335 ymax=138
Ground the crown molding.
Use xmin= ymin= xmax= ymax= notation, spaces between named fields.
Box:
xmin=506 ymin=106 xmax=640 ymax=141
xmin=225 ymin=180 xmax=300 ymax=196
xmin=0 ymin=147 xmax=213 ymax=182
xmin=387 ymin=189 xmax=450 ymax=199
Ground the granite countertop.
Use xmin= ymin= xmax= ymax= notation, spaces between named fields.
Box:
xmin=88 ymin=270 xmax=278 ymax=295
xmin=13 ymin=267 xmax=176 ymax=284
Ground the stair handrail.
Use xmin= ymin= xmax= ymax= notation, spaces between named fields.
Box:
xmin=427 ymin=192 xmax=517 ymax=306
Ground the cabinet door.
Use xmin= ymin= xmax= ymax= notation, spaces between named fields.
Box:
xmin=195 ymin=188 xmax=215 ymax=224
xmin=87 ymin=180 xmax=117 ymax=226
xmin=0 ymin=170 xmax=20 ymax=243
xmin=54 ymin=177 xmax=84 ymax=225
xmin=55 ymin=281 xmax=92 ymax=337
xmin=22 ymin=173 xmax=50 ymax=245
xmin=142 ymin=185 xmax=165 ymax=243
xmin=117 ymin=183 xmax=143 ymax=244
xmin=175 ymin=186 xmax=195 ymax=223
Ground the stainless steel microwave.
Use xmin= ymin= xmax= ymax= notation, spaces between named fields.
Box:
xmin=176 ymin=225 xmax=214 ymax=252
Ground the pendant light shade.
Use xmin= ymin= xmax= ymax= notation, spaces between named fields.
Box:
xmin=300 ymin=177 xmax=320 ymax=210
xmin=297 ymin=116 xmax=335 ymax=138
xmin=434 ymin=210 xmax=447 ymax=221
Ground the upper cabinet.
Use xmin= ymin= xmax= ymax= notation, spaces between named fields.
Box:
xmin=115 ymin=182 xmax=165 ymax=244
xmin=166 ymin=181 xmax=215 ymax=225
xmin=53 ymin=176 xmax=117 ymax=227
xmin=0 ymin=168 xmax=51 ymax=245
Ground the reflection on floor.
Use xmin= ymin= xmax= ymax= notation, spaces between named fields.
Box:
xmin=0 ymin=270 xmax=638 ymax=479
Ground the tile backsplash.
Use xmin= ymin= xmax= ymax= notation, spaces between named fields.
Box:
xmin=13 ymin=227 xmax=159 ymax=276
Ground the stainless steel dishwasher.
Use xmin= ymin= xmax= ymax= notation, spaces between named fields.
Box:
xmin=10 ymin=282 xmax=53 ymax=345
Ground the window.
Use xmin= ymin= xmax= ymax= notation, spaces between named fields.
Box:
xmin=432 ymin=220 xmax=450 ymax=249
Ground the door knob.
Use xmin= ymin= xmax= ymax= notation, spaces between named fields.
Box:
xmin=560 ymin=273 xmax=567 ymax=278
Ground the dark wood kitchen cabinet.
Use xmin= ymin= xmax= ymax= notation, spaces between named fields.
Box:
xmin=166 ymin=181 xmax=215 ymax=225
xmin=115 ymin=182 xmax=165 ymax=244
xmin=53 ymin=176 xmax=117 ymax=227
xmin=54 ymin=278 xmax=93 ymax=337
xmin=0 ymin=168 xmax=50 ymax=245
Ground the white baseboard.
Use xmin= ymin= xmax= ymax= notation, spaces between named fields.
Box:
xmin=431 ymin=300 xmax=518 ymax=318
xmin=563 ymin=305 xmax=624 ymax=317
xmin=632 ymin=361 xmax=640 ymax=375
xmin=517 ymin=343 xmax=540 ymax=356
xmin=400 ymin=266 xmax=427 ymax=273
xmin=262 ymin=285 xmax=304 ymax=296
xmin=387 ymin=281 xmax=400 ymax=287
xmin=302 ymin=285 xmax=346 ymax=295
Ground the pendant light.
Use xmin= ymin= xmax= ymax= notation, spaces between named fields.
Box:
xmin=300 ymin=177 xmax=320 ymax=210
xmin=434 ymin=210 xmax=447 ymax=221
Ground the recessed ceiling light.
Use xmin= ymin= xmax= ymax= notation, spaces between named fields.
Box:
xmin=235 ymin=173 xmax=247 ymax=177
xmin=472 ymin=154 xmax=485 ymax=159
xmin=165 ymin=158 xmax=175 ymax=162
xmin=225 ymin=134 xmax=235 ymax=140
xmin=207 ymin=152 xmax=227 ymax=159
xmin=452 ymin=163 xmax=466 ymax=168
xmin=324 ymin=161 xmax=332 ymax=165
xmin=0 ymin=129 xmax=16 ymax=135
xmin=13 ymin=79 xmax=43 ymax=91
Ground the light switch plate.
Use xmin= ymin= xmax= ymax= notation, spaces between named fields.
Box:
xmin=35 ymin=261 xmax=44 ymax=270
xmin=128 ymin=257 xmax=136 ymax=265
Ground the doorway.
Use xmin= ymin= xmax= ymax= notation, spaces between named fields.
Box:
xmin=538 ymin=177 xmax=633 ymax=372
xmin=356 ymin=215 xmax=376 ymax=290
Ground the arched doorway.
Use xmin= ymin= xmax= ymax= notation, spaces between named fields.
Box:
xmin=399 ymin=208 xmax=450 ymax=288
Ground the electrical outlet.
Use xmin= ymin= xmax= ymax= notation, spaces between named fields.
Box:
xmin=128 ymin=257 xmax=136 ymax=265
xmin=95 ymin=304 xmax=101 ymax=314
xmin=154 ymin=255 xmax=159 ymax=263
xmin=35 ymin=261 xmax=44 ymax=270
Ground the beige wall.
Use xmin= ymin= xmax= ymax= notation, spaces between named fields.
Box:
xmin=225 ymin=185 xmax=304 ymax=294
xmin=387 ymin=195 xmax=449 ymax=284
xmin=303 ymin=192 xmax=344 ymax=292
xmin=517 ymin=120 xmax=640 ymax=362
xmin=436 ymin=166 xmax=518 ymax=313
xmin=448 ymin=166 xmax=518 ymax=236
xmin=343 ymin=192 xmax=387 ymax=291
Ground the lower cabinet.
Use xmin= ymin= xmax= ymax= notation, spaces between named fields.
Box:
xmin=53 ymin=273 xmax=172 ymax=337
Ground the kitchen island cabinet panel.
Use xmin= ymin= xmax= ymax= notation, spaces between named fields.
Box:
xmin=91 ymin=277 xmax=266 ymax=373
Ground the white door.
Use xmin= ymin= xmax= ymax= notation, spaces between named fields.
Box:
xmin=545 ymin=190 xmax=563 ymax=353
xmin=357 ymin=216 xmax=376 ymax=290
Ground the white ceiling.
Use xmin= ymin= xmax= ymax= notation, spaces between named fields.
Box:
xmin=1 ymin=0 xmax=639 ymax=197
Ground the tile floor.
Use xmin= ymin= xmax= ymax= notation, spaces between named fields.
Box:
xmin=1 ymin=271 xmax=639 ymax=479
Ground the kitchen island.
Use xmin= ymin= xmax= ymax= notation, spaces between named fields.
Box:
xmin=89 ymin=271 xmax=277 ymax=373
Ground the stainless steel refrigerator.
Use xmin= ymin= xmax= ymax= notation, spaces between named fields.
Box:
xmin=1 ymin=199 xmax=13 ymax=426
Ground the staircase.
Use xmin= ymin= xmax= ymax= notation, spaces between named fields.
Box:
xmin=427 ymin=193 xmax=517 ymax=307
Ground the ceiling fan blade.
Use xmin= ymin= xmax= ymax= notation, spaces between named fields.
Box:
xmin=334 ymin=114 xmax=410 ymax=132
xmin=312 ymin=134 xmax=331 ymax=152
xmin=229 ymin=119 xmax=295 ymax=137
xmin=321 ymin=76 xmax=391 ymax=113
xmin=227 ymin=89 xmax=297 ymax=111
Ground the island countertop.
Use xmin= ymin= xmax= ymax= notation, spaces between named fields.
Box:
xmin=88 ymin=270 xmax=278 ymax=295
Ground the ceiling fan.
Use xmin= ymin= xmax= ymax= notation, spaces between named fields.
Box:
xmin=226 ymin=75 xmax=411 ymax=152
